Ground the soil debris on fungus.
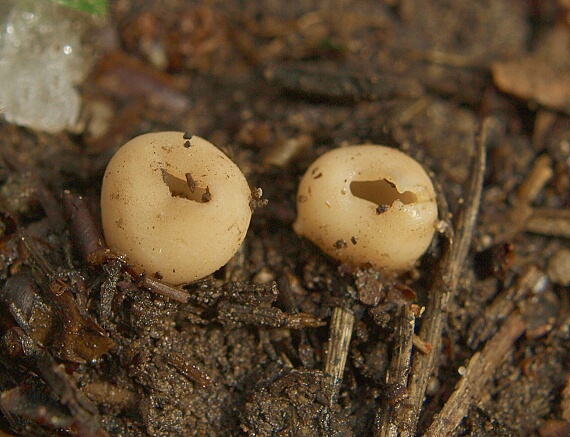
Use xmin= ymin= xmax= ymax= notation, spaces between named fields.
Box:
xmin=0 ymin=1 xmax=569 ymax=436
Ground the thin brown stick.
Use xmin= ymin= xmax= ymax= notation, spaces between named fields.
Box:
xmin=375 ymin=305 xmax=416 ymax=437
xmin=422 ymin=313 xmax=525 ymax=437
xmin=391 ymin=117 xmax=490 ymax=435
xmin=142 ymin=276 xmax=191 ymax=303
xmin=467 ymin=265 xmax=544 ymax=349
xmin=515 ymin=154 xmax=553 ymax=205
xmin=324 ymin=305 xmax=354 ymax=404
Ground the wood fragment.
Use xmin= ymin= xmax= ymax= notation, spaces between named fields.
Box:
xmin=411 ymin=334 xmax=432 ymax=355
xmin=165 ymin=351 xmax=213 ymax=388
xmin=467 ymin=265 xmax=544 ymax=349
xmin=396 ymin=97 xmax=432 ymax=124
xmin=324 ymin=306 xmax=354 ymax=404
xmin=375 ymin=305 xmax=415 ymax=437
xmin=62 ymin=190 xmax=109 ymax=266
xmin=525 ymin=208 xmax=570 ymax=239
xmin=93 ymin=51 xmax=189 ymax=112
xmin=515 ymin=154 xmax=553 ymax=205
xmin=82 ymin=382 xmax=138 ymax=409
xmin=486 ymin=152 xmax=556 ymax=242
xmin=0 ymin=328 xmax=110 ymax=436
xmin=547 ymin=248 xmax=570 ymax=286
xmin=262 ymin=135 xmax=313 ymax=168
xmin=423 ymin=313 xmax=525 ymax=437
xmin=18 ymin=230 xmax=115 ymax=363
xmin=265 ymin=63 xmax=424 ymax=103
xmin=142 ymin=276 xmax=191 ymax=303
xmin=391 ymin=117 xmax=490 ymax=436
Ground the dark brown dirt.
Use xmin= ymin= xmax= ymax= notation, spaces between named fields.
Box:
xmin=1 ymin=1 xmax=569 ymax=436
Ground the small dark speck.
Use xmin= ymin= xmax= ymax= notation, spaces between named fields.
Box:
xmin=298 ymin=195 xmax=308 ymax=203
xmin=183 ymin=132 xmax=192 ymax=139
xmin=184 ymin=140 xmax=191 ymax=148
xmin=351 ymin=236 xmax=358 ymax=245
xmin=334 ymin=239 xmax=347 ymax=249
xmin=313 ymin=172 xmax=323 ymax=179
xmin=376 ymin=205 xmax=389 ymax=215
xmin=154 ymin=272 xmax=163 ymax=279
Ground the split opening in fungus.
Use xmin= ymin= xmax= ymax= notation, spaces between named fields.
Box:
xmin=350 ymin=179 xmax=417 ymax=207
xmin=162 ymin=169 xmax=211 ymax=203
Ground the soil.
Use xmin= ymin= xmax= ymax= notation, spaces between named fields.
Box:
xmin=1 ymin=1 xmax=569 ymax=436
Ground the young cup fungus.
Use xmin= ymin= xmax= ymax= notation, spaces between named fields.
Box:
xmin=293 ymin=145 xmax=438 ymax=273
xmin=101 ymin=132 xmax=252 ymax=284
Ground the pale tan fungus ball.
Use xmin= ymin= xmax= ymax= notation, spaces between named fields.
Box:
xmin=293 ymin=145 xmax=438 ymax=273
xmin=101 ymin=132 xmax=252 ymax=284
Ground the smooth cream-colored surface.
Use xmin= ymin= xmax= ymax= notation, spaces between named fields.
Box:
xmin=293 ymin=145 xmax=437 ymax=273
xmin=101 ymin=132 xmax=252 ymax=284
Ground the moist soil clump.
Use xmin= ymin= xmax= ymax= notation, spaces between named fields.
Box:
xmin=0 ymin=1 xmax=569 ymax=436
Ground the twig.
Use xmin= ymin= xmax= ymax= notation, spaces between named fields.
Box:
xmin=391 ymin=117 xmax=490 ymax=435
xmin=375 ymin=305 xmax=416 ymax=437
xmin=479 ymin=149 xmax=556 ymax=243
xmin=324 ymin=306 xmax=354 ymax=404
xmin=411 ymin=334 xmax=432 ymax=355
xmin=142 ymin=276 xmax=191 ymax=303
xmin=467 ymin=265 xmax=545 ymax=349
xmin=493 ymin=153 xmax=554 ymax=241
xmin=422 ymin=312 xmax=525 ymax=437
xmin=515 ymin=154 xmax=553 ymax=205
xmin=165 ymin=351 xmax=213 ymax=388
xmin=525 ymin=208 xmax=570 ymax=239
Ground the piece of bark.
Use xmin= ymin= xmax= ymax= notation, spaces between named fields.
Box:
xmin=422 ymin=313 xmax=525 ymax=437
